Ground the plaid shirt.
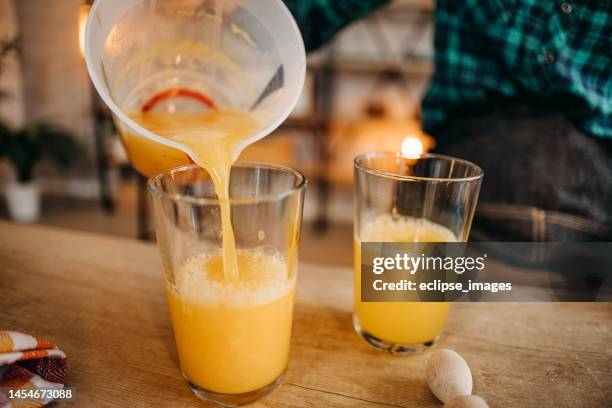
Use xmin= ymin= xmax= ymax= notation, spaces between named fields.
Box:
xmin=284 ymin=0 xmax=612 ymax=138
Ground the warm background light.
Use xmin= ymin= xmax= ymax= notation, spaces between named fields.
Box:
xmin=401 ymin=135 xmax=424 ymax=158
xmin=78 ymin=4 xmax=91 ymax=59
xmin=327 ymin=103 xmax=436 ymax=184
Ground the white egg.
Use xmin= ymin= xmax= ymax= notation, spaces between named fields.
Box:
xmin=426 ymin=349 xmax=473 ymax=403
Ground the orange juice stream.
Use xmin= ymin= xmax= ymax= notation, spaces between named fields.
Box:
xmin=130 ymin=111 xmax=257 ymax=281
xmin=355 ymin=214 xmax=457 ymax=344
xmin=130 ymin=111 xmax=295 ymax=394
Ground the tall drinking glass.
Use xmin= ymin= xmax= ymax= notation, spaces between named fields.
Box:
xmin=354 ymin=152 xmax=483 ymax=354
xmin=148 ymin=163 xmax=305 ymax=406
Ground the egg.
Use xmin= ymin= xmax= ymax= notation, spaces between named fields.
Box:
xmin=426 ymin=349 xmax=473 ymax=403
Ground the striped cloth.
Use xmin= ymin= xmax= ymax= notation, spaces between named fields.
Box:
xmin=0 ymin=331 xmax=67 ymax=408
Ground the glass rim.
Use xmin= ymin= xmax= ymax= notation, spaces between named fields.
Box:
xmin=354 ymin=151 xmax=484 ymax=183
xmin=148 ymin=162 xmax=306 ymax=206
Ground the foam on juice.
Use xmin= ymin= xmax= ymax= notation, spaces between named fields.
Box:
xmin=360 ymin=213 xmax=458 ymax=242
xmin=172 ymin=246 xmax=295 ymax=307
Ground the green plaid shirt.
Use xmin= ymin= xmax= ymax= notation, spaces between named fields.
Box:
xmin=284 ymin=0 xmax=612 ymax=138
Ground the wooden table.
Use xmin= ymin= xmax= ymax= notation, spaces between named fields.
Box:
xmin=0 ymin=223 xmax=610 ymax=407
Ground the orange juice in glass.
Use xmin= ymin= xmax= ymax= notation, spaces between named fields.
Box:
xmin=133 ymin=104 xmax=301 ymax=407
xmin=353 ymin=152 xmax=482 ymax=354
xmin=149 ymin=164 xmax=305 ymax=405
xmin=167 ymin=248 xmax=296 ymax=395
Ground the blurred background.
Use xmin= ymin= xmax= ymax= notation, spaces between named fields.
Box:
xmin=0 ymin=0 xmax=434 ymax=266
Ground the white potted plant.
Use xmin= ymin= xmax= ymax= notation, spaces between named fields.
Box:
xmin=0 ymin=121 xmax=81 ymax=223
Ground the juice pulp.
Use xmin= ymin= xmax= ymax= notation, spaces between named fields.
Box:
xmin=167 ymin=248 xmax=295 ymax=395
xmin=354 ymin=214 xmax=457 ymax=345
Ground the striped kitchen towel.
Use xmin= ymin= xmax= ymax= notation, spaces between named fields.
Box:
xmin=0 ymin=331 xmax=67 ymax=408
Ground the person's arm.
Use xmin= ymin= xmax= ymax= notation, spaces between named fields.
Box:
xmin=283 ymin=0 xmax=390 ymax=52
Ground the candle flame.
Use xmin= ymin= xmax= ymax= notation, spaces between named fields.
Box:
xmin=401 ymin=136 xmax=424 ymax=158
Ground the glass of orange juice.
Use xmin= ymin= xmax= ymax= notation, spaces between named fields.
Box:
xmin=148 ymin=163 xmax=305 ymax=406
xmin=354 ymin=152 xmax=483 ymax=354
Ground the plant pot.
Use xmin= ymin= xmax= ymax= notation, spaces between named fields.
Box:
xmin=5 ymin=181 xmax=41 ymax=223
